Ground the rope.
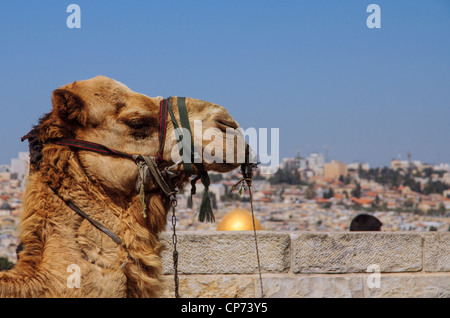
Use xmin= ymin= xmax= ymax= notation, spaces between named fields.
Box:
xmin=247 ymin=182 xmax=264 ymax=298
xmin=231 ymin=176 xmax=264 ymax=298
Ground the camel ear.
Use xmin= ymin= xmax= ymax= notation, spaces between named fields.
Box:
xmin=52 ymin=89 xmax=87 ymax=126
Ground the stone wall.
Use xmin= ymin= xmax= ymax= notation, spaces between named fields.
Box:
xmin=159 ymin=231 xmax=450 ymax=298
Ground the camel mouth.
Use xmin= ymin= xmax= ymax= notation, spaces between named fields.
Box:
xmin=216 ymin=119 xmax=239 ymax=130
xmin=204 ymin=161 xmax=241 ymax=173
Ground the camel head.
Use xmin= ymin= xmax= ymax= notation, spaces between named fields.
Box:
xmin=27 ymin=76 xmax=244 ymax=196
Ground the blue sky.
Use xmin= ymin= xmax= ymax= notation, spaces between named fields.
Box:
xmin=0 ymin=0 xmax=449 ymax=167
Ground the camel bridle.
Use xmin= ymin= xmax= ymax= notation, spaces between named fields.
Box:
xmin=45 ymin=96 xmax=214 ymax=218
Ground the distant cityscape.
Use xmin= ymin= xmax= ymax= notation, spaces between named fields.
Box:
xmin=1 ymin=150 xmax=450 ymax=264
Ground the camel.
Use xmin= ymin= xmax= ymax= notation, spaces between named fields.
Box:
xmin=0 ymin=76 xmax=242 ymax=297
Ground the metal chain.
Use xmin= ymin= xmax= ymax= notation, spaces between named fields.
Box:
xmin=171 ymin=197 xmax=180 ymax=298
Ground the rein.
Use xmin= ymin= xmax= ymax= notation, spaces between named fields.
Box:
xmin=234 ymin=144 xmax=264 ymax=297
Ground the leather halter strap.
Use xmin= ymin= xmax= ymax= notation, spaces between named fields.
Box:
xmin=52 ymin=138 xmax=133 ymax=160
xmin=156 ymin=98 xmax=169 ymax=164
xmin=50 ymin=98 xmax=170 ymax=163
xmin=66 ymin=200 xmax=123 ymax=245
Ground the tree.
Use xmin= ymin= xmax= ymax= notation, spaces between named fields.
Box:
xmin=209 ymin=173 xmax=223 ymax=183
xmin=268 ymin=168 xmax=301 ymax=185
xmin=438 ymin=203 xmax=446 ymax=216
xmin=210 ymin=192 xmax=218 ymax=210
xmin=423 ymin=167 xmax=434 ymax=178
xmin=423 ymin=180 xmax=449 ymax=195
xmin=375 ymin=195 xmax=380 ymax=206
xmin=351 ymin=183 xmax=361 ymax=198
xmin=305 ymin=185 xmax=316 ymax=200
xmin=323 ymin=187 xmax=334 ymax=199
xmin=403 ymin=198 xmax=414 ymax=208
xmin=187 ymin=195 xmax=193 ymax=209
xmin=402 ymin=175 xmax=421 ymax=193
xmin=0 ymin=257 xmax=14 ymax=271
xmin=253 ymin=171 xmax=266 ymax=180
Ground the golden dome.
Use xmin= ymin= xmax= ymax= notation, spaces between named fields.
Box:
xmin=217 ymin=208 xmax=263 ymax=231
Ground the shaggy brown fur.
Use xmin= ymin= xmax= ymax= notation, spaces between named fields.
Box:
xmin=0 ymin=76 xmax=241 ymax=297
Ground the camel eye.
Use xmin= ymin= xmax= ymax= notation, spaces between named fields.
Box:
xmin=125 ymin=119 xmax=147 ymax=130
xmin=122 ymin=116 xmax=157 ymax=139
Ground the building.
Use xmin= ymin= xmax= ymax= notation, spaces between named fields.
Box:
xmin=348 ymin=162 xmax=370 ymax=171
xmin=0 ymin=202 xmax=12 ymax=216
xmin=11 ymin=152 xmax=30 ymax=181
xmin=306 ymin=153 xmax=324 ymax=177
xmin=391 ymin=159 xmax=410 ymax=171
xmin=323 ymin=160 xmax=348 ymax=179
xmin=434 ymin=163 xmax=450 ymax=172
xmin=307 ymin=153 xmax=324 ymax=170
xmin=281 ymin=150 xmax=307 ymax=171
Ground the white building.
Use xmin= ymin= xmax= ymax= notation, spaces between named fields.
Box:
xmin=307 ymin=153 xmax=325 ymax=170
xmin=281 ymin=156 xmax=307 ymax=171
xmin=10 ymin=152 xmax=29 ymax=181
xmin=434 ymin=163 xmax=450 ymax=172
xmin=348 ymin=162 xmax=370 ymax=171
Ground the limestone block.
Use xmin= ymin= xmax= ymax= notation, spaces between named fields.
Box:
xmin=366 ymin=275 xmax=450 ymax=298
xmin=424 ymin=232 xmax=450 ymax=272
xmin=260 ymin=276 xmax=363 ymax=298
xmin=291 ymin=232 xmax=423 ymax=273
xmin=162 ymin=275 xmax=256 ymax=298
xmin=160 ymin=231 xmax=290 ymax=274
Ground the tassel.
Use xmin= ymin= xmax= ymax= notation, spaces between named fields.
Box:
xmin=199 ymin=188 xmax=214 ymax=223
xmin=134 ymin=158 xmax=148 ymax=218
xmin=189 ymin=175 xmax=200 ymax=211
xmin=191 ymin=175 xmax=200 ymax=195
xmin=139 ymin=182 xmax=147 ymax=218
xmin=198 ymin=172 xmax=215 ymax=223
xmin=187 ymin=194 xmax=193 ymax=209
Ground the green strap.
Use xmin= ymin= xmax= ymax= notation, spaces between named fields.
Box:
xmin=167 ymin=96 xmax=215 ymax=223
xmin=198 ymin=169 xmax=214 ymax=223
xmin=167 ymin=97 xmax=195 ymax=175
